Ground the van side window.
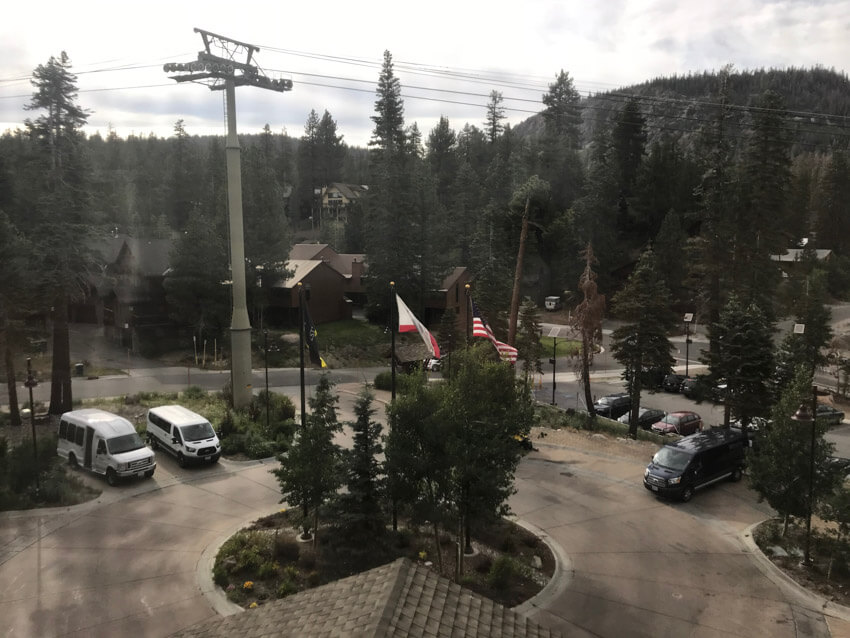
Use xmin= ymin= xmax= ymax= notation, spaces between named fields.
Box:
xmin=96 ymin=440 xmax=106 ymax=455
xmin=59 ymin=420 xmax=67 ymax=439
xmin=75 ymin=427 xmax=84 ymax=446
xmin=149 ymin=413 xmax=169 ymax=432
xmin=66 ymin=423 xmax=76 ymax=442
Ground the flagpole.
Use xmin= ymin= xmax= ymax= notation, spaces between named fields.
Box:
xmin=465 ymin=284 xmax=471 ymax=347
xmin=390 ymin=281 xmax=396 ymax=402
xmin=298 ymin=282 xmax=306 ymax=431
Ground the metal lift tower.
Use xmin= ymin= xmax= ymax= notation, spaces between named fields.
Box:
xmin=163 ymin=28 xmax=292 ymax=408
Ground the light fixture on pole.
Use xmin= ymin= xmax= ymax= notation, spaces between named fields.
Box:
xmin=683 ymin=313 xmax=693 ymax=377
xmin=791 ymin=386 xmax=818 ymax=567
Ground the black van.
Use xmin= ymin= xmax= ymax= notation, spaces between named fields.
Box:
xmin=643 ymin=428 xmax=747 ymax=502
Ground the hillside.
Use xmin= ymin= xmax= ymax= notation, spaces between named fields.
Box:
xmin=514 ymin=66 xmax=850 ymax=154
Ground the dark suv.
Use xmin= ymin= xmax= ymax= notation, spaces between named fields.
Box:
xmin=593 ymin=393 xmax=631 ymax=419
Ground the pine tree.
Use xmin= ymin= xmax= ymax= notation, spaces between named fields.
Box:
xmin=331 ymin=388 xmax=385 ymax=553
xmin=610 ymin=248 xmax=676 ymax=438
xmin=24 ymin=51 xmax=93 ymax=414
xmin=272 ymin=374 xmax=342 ymax=541
xmin=703 ymin=295 xmax=775 ymax=426
xmin=516 ymin=297 xmax=544 ymax=378
xmin=484 ymin=90 xmax=505 ymax=144
xmin=369 ymin=50 xmax=406 ymax=155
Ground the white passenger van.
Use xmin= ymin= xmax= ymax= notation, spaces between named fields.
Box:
xmin=57 ymin=409 xmax=156 ymax=486
xmin=146 ymin=405 xmax=221 ymax=466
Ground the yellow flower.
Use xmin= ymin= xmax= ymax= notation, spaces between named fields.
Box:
xmin=418 ymin=551 xmax=427 ymax=561
xmin=279 ymin=508 xmax=287 ymax=513
xmin=243 ymin=581 xmax=254 ymax=590
xmin=249 ymin=602 xmax=258 ymax=609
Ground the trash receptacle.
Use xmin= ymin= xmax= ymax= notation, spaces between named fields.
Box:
xmin=74 ymin=362 xmax=85 ymax=376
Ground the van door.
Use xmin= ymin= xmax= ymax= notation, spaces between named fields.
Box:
xmin=84 ymin=426 xmax=95 ymax=469
xmin=92 ymin=438 xmax=108 ymax=475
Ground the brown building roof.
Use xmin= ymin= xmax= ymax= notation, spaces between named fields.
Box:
xmin=170 ymin=558 xmax=561 ymax=638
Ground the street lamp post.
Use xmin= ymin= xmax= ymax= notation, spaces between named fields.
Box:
xmin=791 ymin=385 xmax=819 ymax=566
xmin=683 ymin=313 xmax=693 ymax=377
xmin=24 ymin=358 xmax=39 ymax=494
xmin=263 ymin=329 xmax=270 ymax=430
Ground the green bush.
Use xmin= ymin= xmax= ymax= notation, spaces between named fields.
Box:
xmin=487 ymin=556 xmax=517 ymax=590
xmin=183 ymin=385 xmax=207 ymax=400
xmin=273 ymin=535 xmax=301 ymax=563
xmin=221 ymin=433 xmax=245 ymax=456
xmin=258 ymin=561 xmax=279 ymax=579
xmin=276 ymin=579 xmax=298 ymax=598
xmin=373 ymin=371 xmax=426 ymax=394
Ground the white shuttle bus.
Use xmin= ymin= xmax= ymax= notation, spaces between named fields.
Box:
xmin=57 ymin=409 xmax=156 ymax=486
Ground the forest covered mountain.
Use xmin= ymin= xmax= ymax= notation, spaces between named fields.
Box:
xmin=515 ymin=66 xmax=850 ymax=155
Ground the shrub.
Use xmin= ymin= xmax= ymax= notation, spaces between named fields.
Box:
xmin=487 ymin=556 xmax=517 ymax=590
xmin=243 ymin=431 xmax=277 ymax=459
xmin=258 ymin=561 xmax=279 ymax=580
xmin=273 ymin=535 xmax=301 ymax=563
xmin=221 ymin=434 xmax=245 ymax=456
xmin=473 ymin=554 xmax=493 ymax=574
xmin=276 ymin=580 xmax=298 ymax=598
xmin=373 ymin=371 xmax=426 ymax=394
xmin=183 ymin=385 xmax=207 ymax=400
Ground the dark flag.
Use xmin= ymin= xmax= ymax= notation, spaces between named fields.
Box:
xmin=303 ymin=302 xmax=327 ymax=368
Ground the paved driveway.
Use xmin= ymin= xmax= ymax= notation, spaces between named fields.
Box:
xmin=4 ymin=427 xmax=850 ymax=636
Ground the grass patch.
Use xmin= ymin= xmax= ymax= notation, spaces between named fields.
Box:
xmin=534 ymin=402 xmax=668 ymax=444
xmin=539 ymin=336 xmax=581 ymax=357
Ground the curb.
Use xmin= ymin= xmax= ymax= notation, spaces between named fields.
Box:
xmin=511 ymin=518 xmax=572 ymax=617
xmin=195 ymin=512 xmax=573 ymax=621
xmin=741 ymin=521 xmax=850 ymax=622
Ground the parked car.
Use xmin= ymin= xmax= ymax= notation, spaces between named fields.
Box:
xmin=544 ymin=296 xmax=563 ymax=311
xmin=644 ymin=428 xmax=747 ymax=501
xmin=729 ymin=416 xmax=771 ymax=432
xmin=618 ymin=407 xmax=667 ymax=430
xmin=817 ymin=403 xmax=845 ymax=426
xmin=650 ymin=411 xmax=703 ymax=436
xmin=592 ymin=393 xmax=632 ymax=419
xmin=680 ymin=376 xmax=705 ymax=400
xmin=662 ymin=374 xmax=686 ymax=393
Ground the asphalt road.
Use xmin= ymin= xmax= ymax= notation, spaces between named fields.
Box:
xmin=3 ymin=410 xmax=850 ymax=637
xmin=3 ymin=318 xmax=850 ymax=636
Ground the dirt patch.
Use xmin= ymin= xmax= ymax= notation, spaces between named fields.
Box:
xmin=530 ymin=425 xmax=659 ymax=462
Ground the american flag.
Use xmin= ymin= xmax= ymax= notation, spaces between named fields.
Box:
xmin=470 ymin=298 xmax=518 ymax=363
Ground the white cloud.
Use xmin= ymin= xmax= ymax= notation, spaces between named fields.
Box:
xmin=1 ymin=0 xmax=847 ymax=146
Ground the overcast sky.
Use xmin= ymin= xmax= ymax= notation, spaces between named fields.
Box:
xmin=1 ymin=0 xmax=847 ymax=148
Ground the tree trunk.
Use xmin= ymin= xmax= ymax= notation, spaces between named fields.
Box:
xmin=582 ymin=332 xmax=595 ymax=416
xmin=48 ymin=294 xmax=72 ymax=415
xmin=507 ymin=198 xmax=530 ymax=346
xmin=4 ymin=339 xmax=21 ymax=426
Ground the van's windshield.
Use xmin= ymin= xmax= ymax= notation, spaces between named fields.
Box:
xmin=180 ymin=422 xmax=215 ymax=442
xmin=652 ymin=447 xmax=693 ymax=471
xmin=107 ymin=433 xmax=146 ymax=455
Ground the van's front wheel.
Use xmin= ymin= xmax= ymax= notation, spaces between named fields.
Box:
xmin=68 ymin=453 xmax=78 ymax=469
xmin=106 ymin=468 xmax=119 ymax=486
xmin=177 ymin=453 xmax=187 ymax=468
xmin=730 ymin=466 xmax=743 ymax=482
xmin=680 ymin=486 xmax=694 ymax=502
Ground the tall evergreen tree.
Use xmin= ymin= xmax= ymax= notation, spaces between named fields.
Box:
xmin=426 ymin=116 xmax=457 ymax=209
xmin=330 ymin=388 xmax=385 ymax=553
xmin=814 ymin=151 xmax=850 ymax=255
xmin=735 ymin=90 xmax=793 ymax=311
xmin=540 ymin=70 xmax=583 ymax=211
xmin=484 ymin=90 xmax=505 ymax=144
xmin=703 ymin=295 xmax=775 ymax=426
xmin=24 ymin=51 xmax=93 ymax=414
xmin=516 ymin=297 xmax=544 ymax=379
xmin=611 ymin=95 xmax=647 ymax=224
xmin=272 ymin=374 xmax=342 ymax=542
xmin=610 ymin=248 xmax=676 ymax=438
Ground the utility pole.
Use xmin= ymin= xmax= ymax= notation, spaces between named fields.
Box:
xmin=164 ymin=28 xmax=292 ymax=409
xmin=507 ymin=197 xmax=530 ymax=346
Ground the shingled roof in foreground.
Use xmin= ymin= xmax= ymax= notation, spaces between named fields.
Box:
xmin=171 ymin=557 xmax=561 ymax=638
